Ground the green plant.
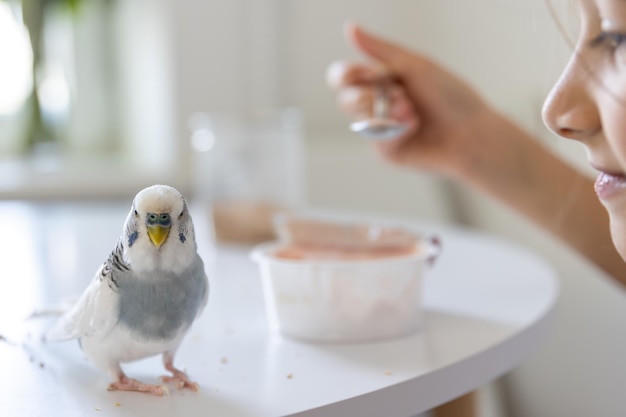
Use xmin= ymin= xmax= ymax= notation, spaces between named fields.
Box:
xmin=3 ymin=0 xmax=85 ymax=152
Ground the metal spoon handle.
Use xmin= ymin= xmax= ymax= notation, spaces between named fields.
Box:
xmin=373 ymin=85 xmax=390 ymax=119
xmin=349 ymin=81 xmax=409 ymax=141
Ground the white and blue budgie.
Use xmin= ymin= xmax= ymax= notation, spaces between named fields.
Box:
xmin=47 ymin=185 xmax=209 ymax=396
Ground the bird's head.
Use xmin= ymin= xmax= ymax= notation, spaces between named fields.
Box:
xmin=126 ymin=184 xmax=194 ymax=251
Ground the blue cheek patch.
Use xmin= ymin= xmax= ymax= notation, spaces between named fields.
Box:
xmin=128 ymin=231 xmax=139 ymax=247
xmin=179 ymin=233 xmax=186 ymax=243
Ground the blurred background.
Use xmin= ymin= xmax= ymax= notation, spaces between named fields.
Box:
xmin=1 ymin=0 xmax=625 ymax=416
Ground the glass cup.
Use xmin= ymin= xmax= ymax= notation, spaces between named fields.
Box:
xmin=189 ymin=107 xmax=305 ymax=244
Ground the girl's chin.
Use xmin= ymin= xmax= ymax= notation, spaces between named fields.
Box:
xmin=608 ymin=213 xmax=626 ymax=262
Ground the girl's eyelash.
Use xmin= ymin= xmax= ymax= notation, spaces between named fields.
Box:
xmin=590 ymin=32 xmax=626 ymax=50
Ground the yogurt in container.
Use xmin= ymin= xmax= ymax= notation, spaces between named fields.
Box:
xmin=251 ymin=214 xmax=441 ymax=343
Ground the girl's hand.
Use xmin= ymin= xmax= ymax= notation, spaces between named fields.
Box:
xmin=326 ymin=23 xmax=496 ymax=180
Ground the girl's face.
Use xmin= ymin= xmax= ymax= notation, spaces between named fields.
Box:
xmin=543 ymin=0 xmax=626 ymax=257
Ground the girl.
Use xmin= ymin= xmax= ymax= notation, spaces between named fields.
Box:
xmin=327 ymin=5 xmax=626 ymax=287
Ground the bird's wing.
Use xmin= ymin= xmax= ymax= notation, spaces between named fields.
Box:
xmin=46 ymin=243 xmax=127 ymax=342
xmin=194 ymin=256 xmax=210 ymax=321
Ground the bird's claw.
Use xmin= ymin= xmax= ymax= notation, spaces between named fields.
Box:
xmin=160 ymin=374 xmax=199 ymax=391
xmin=108 ymin=378 xmax=170 ymax=397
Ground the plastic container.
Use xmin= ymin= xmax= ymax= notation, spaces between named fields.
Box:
xmin=251 ymin=231 xmax=440 ymax=343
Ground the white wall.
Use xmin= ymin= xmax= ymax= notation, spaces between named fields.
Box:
xmin=168 ymin=1 xmax=626 ymax=416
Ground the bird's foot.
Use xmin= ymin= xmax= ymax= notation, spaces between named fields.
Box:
xmin=108 ymin=376 xmax=169 ymax=397
xmin=161 ymin=370 xmax=199 ymax=391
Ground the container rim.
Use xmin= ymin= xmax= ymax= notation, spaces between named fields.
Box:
xmin=249 ymin=235 xmax=441 ymax=267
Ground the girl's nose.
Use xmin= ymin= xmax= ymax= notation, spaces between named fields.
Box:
xmin=542 ymin=56 xmax=601 ymax=141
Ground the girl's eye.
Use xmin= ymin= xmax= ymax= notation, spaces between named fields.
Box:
xmin=590 ymin=31 xmax=626 ymax=51
xmin=588 ymin=31 xmax=626 ymax=66
xmin=605 ymin=33 xmax=626 ymax=50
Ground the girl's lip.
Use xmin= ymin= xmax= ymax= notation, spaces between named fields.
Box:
xmin=594 ymin=172 xmax=626 ymax=200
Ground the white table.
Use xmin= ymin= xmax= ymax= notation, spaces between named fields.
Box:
xmin=0 ymin=202 xmax=558 ymax=417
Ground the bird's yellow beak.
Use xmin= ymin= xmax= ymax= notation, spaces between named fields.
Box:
xmin=147 ymin=224 xmax=171 ymax=248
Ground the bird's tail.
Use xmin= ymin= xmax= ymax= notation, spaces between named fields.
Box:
xmin=26 ymin=298 xmax=78 ymax=320
xmin=27 ymin=307 xmax=67 ymax=319
xmin=44 ymin=313 xmax=79 ymax=342
xmin=26 ymin=299 xmax=80 ymax=342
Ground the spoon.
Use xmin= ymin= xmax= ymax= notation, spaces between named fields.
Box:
xmin=349 ymin=84 xmax=409 ymax=140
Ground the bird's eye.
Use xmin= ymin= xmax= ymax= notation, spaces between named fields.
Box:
xmin=179 ymin=210 xmax=184 ymax=218
xmin=134 ymin=209 xmax=138 ymax=216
